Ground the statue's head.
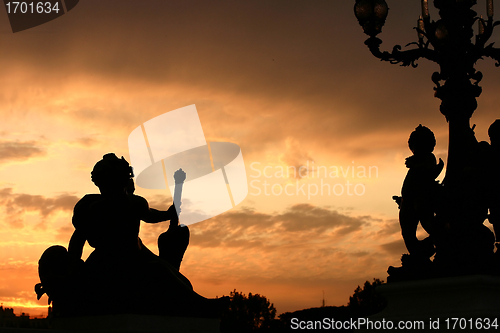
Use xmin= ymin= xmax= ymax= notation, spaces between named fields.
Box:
xmin=408 ymin=125 xmax=436 ymax=154
xmin=488 ymin=119 xmax=500 ymax=146
xmin=91 ymin=153 xmax=134 ymax=193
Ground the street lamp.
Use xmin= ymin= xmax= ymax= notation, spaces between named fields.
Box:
xmin=355 ymin=0 xmax=500 ymax=280
xmin=354 ymin=0 xmax=389 ymax=37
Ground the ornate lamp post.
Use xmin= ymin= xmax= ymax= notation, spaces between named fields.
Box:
xmin=355 ymin=0 xmax=500 ymax=280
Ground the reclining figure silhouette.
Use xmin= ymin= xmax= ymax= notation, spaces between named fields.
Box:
xmin=35 ymin=153 xmax=227 ymax=317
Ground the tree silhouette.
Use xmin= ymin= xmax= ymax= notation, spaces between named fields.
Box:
xmin=220 ymin=289 xmax=277 ymax=332
xmin=347 ymin=278 xmax=387 ymax=316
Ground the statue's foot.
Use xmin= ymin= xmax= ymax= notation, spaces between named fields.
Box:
xmin=387 ymin=254 xmax=434 ymax=282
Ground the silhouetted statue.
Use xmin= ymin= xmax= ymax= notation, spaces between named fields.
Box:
xmin=389 ymin=125 xmax=444 ymax=279
xmin=394 ymin=125 xmax=444 ymax=256
xmin=388 ymin=122 xmax=500 ymax=281
xmin=487 ymin=120 xmax=500 ymax=248
xmin=35 ymin=153 xmax=227 ymax=317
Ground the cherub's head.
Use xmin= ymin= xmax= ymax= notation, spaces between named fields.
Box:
xmin=91 ymin=153 xmax=134 ymax=193
xmin=489 ymin=119 xmax=500 ymax=147
xmin=408 ymin=125 xmax=436 ymax=154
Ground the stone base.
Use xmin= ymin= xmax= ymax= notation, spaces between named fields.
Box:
xmin=52 ymin=314 xmax=220 ymax=333
xmin=364 ymin=275 xmax=500 ymax=332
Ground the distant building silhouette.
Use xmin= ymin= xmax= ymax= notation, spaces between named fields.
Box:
xmin=0 ymin=306 xmax=49 ymax=329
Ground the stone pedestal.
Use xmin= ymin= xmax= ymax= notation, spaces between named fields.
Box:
xmin=51 ymin=314 xmax=220 ymax=333
xmin=363 ymin=275 xmax=500 ymax=332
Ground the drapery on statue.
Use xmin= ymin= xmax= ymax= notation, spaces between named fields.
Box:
xmin=389 ymin=121 xmax=500 ymax=281
xmin=34 ymin=153 xmax=228 ymax=317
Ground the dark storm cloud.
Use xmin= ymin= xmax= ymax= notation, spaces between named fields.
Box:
xmin=380 ymin=239 xmax=406 ymax=256
xmin=147 ymin=194 xmax=173 ymax=210
xmin=0 ymin=140 xmax=45 ymax=163
xmin=0 ymin=0 xmax=466 ymax=149
xmin=376 ymin=219 xmax=401 ymax=237
xmin=276 ymin=204 xmax=366 ymax=233
xmin=0 ymin=188 xmax=78 ymax=228
xmin=147 ymin=204 xmax=370 ymax=249
xmin=55 ymin=225 xmax=74 ymax=242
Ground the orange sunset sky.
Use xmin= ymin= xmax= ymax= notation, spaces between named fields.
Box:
xmin=1 ymin=1 xmax=500 ymax=317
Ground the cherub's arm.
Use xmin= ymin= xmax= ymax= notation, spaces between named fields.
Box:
xmin=67 ymin=197 xmax=89 ymax=260
xmin=68 ymin=196 xmax=90 ymax=260
xmin=68 ymin=229 xmax=86 ymax=260
xmin=136 ymin=195 xmax=177 ymax=224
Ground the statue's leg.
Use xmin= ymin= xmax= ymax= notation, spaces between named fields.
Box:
xmin=135 ymin=245 xmax=228 ymax=317
xmin=158 ymin=225 xmax=190 ymax=271
xmin=419 ymin=209 xmax=434 ymax=235
xmin=489 ymin=196 xmax=500 ymax=242
xmin=400 ymin=196 xmax=437 ymax=258
xmin=417 ymin=208 xmax=438 ymax=257
xmin=137 ymin=237 xmax=193 ymax=290
xmin=399 ymin=202 xmax=420 ymax=255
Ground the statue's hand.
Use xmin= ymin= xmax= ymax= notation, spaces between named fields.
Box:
xmin=167 ymin=204 xmax=180 ymax=219
xmin=174 ymin=168 xmax=187 ymax=184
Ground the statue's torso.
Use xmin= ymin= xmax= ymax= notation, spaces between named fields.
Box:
xmin=73 ymin=194 xmax=142 ymax=254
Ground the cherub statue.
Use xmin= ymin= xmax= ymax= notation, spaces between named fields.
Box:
xmin=487 ymin=120 xmax=500 ymax=245
xmin=393 ymin=125 xmax=444 ymax=259
xmin=35 ymin=153 xmax=227 ymax=317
